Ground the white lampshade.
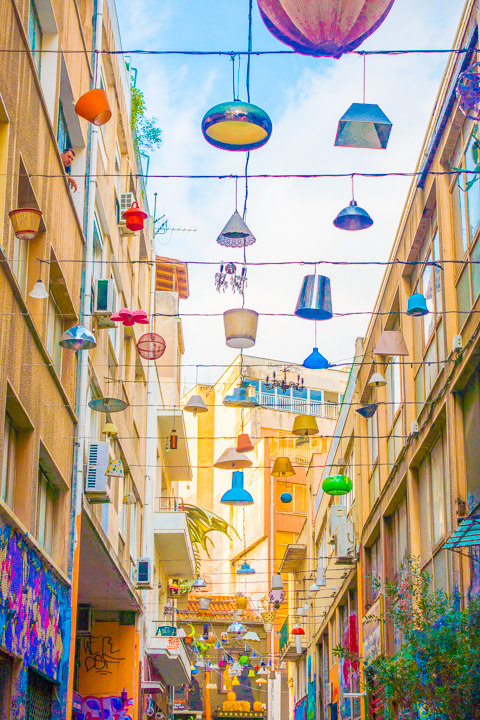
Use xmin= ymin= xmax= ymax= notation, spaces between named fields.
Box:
xmin=214 ymin=448 xmax=252 ymax=469
xmin=29 ymin=279 xmax=49 ymax=299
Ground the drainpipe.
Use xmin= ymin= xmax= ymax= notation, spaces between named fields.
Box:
xmin=66 ymin=0 xmax=104 ymax=714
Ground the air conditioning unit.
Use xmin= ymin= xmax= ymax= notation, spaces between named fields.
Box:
xmin=93 ymin=278 xmax=116 ymax=316
xmin=334 ymin=523 xmax=355 ymax=563
xmin=137 ymin=558 xmax=152 ymax=587
xmin=118 ymin=193 xmax=137 ymax=235
xmin=329 ymin=505 xmax=348 ymax=537
xmin=77 ymin=605 xmax=92 ymax=636
xmin=85 ymin=442 xmax=111 ymax=503
xmin=325 ymin=682 xmax=333 ymax=704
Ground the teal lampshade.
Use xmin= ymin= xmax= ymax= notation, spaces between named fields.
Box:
xmin=223 ymin=386 xmax=259 ymax=408
xmin=322 ymin=474 xmax=353 ymax=496
xmin=221 ymin=472 xmax=254 ymax=506
xmin=201 ymin=100 xmax=272 ymax=151
xmin=407 ymin=292 xmax=429 ymax=317
xmin=236 ymin=562 xmax=255 ymax=575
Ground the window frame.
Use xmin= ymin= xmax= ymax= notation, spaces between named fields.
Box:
xmin=36 ymin=466 xmax=57 ymax=557
xmin=1 ymin=414 xmax=17 ymax=508
xmin=28 ymin=0 xmax=43 ymax=75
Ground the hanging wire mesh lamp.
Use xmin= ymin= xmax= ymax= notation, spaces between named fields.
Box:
xmin=457 ymin=62 xmax=480 ymax=120
xmin=217 ymin=211 xmax=256 ymax=248
xmin=136 ymin=333 xmax=166 ymax=360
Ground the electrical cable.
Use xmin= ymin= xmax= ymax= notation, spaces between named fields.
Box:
xmin=0 ymin=47 xmax=473 ymax=56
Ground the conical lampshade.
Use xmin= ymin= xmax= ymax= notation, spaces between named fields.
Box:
xmin=292 ymin=415 xmax=319 ymax=436
xmin=333 ymin=201 xmax=373 ymax=231
xmin=29 ymin=279 xmax=49 ymax=299
xmin=295 ymin=275 xmax=333 ymax=321
xmin=335 ymin=103 xmax=392 ymax=150
xmin=221 ymin=471 xmax=254 ymax=506
xmin=368 ymin=373 xmax=387 ymax=388
xmin=102 ymin=422 xmax=119 ymax=437
xmin=374 ymin=330 xmax=409 ymax=357
xmin=356 ymin=403 xmax=378 ymax=419
xmin=105 ymin=459 xmax=124 ymax=478
xmin=303 ymin=348 xmax=329 ymax=369
xmin=271 ymin=457 xmax=295 ymax=477
xmin=236 ymin=433 xmax=254 ymax=452
xmin=184 ymin=394 xmax=208 ymax=415
xmin=223 ymin=386 xmax=259 ymax=408
xmin=59 ymin=324 xmax=96 ymax=350
xmin=214 ymin=448 xmax=252 ymax=469
xmin=407 ymin=292 xmax=429 ymax=317
xmin=217 ymin=210 xmax=256 ymax=247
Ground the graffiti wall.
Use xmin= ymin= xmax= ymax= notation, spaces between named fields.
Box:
xmin=81 ymin=696 xmax=134 ymax=720
xmin=0 ymin=521 xmax=71 ymax=718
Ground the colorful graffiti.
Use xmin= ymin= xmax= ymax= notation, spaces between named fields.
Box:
xmin=339 ymin=614 xmax=360 ymax=720
xmin=81 ymin=696 xmax=134 ymax=720
xmin=307 ymin=676 xmax=316 ymax=720
xmin=294 ymin=697 xmax=307 ymax=720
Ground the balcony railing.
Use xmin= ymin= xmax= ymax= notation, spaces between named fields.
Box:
xmin=156 ymin=496 xmax=185 ymax=512
xmin=255 ymin=392 xmax=338 ymax=419
xmin=268 ymin=436 xmax=327 ymax=464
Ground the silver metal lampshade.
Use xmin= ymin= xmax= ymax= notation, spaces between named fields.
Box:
xmin=223 ymin=385 xmax=259 ymax=408
xmin=333 ymin=201 xmax=373 ymax=231
xmin=59 ymin=324 xmax=97 ymax=350
xmin=295 ymin=275 xmax=332 ymax=320
xmin=335 ymin=103 xmax=392 ymax=149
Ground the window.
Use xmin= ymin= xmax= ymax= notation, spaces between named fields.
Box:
xmin=46 ymin=292 xmax=63 ymax=375
xmin=275 ymin=482 xmax=306 ymax=513
xmin=386 ymin=359 xmax=403 ymax=468
xmin=367 ymin=411 xmax=380 ymax=507
xmin=412 ymin=214 xmax=445 ymax=408
xmin=129 ymin=502 xmax=137 ymax=559
xmin=28 ymin=1 xmax=42 ymax=74
xmin=114 ymin=144 xmax=121 ymax=196
xmin=338 ymin=443 xmax=355 ymax=512
xmin=1 ymin=414 xmax=17 ymax=507
xmin=451 ymin=123 xmax=480 ymax=322
xmin=368 ymin=535 xmax=382 ymax=604
xmin=57 ymin=100 xmax=71 ymax=153
xmin=391 ymin=497 xmax=408 ymax=580
xmin=36 ymin=467 xmax=56 ymax=556
xmin=13 ymin=233 xmax=28 ymax=293
xmin=418 ymin=431 xmax=448 ymax=564
xmin=462 ymin=366 xmax=480 ymax=512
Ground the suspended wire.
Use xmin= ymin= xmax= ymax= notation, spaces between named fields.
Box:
xmin=246 ymin=0 xmax=253 ymax=104
xmin=0 ymin=47 xmax=473 ymax=56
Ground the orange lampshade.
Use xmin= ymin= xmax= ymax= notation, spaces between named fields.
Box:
xmin=9 ymin=208 xmax=42 ymax=240
xmin=75 ymin=88 xmax=112 ymax=126
xmin=236 ymin=433 xmax=254 ymax=453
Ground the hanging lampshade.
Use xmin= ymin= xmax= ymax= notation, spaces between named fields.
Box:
xmin=236 ymin=595 xmax=248 ymax=611
xmin=206 ymin=681 xmax=217 ymax=690
xmin=236 ymin=433 xmax=254 ymax=453
xmin=374 ymin=330 xmax=409 ymax=357
xmin=407 ymin=292 xmax=429 ymax=317
xmin=335 ymin=103 xmax=392 ymax=149
xmin=221 ymin=472 xmax=254 ymax=505
xmin=256 ymin=0 xmax=396 ymax=58
xmin=29 ymin=279 xmax=49 ymax=299
xmin=237 ymin=561 xmax=255 ymax=575
xmin=263 ymin=622 xmax=273 ymax=633
xmin=122 ymin=201 xmax=148 ymax=231
xmin=9 ymin=208 xmax=43 ymax=240
xmin=295 ymin=275 xmax=332 ymax=320
xmin=191 ymin=665 xmax=199 ymax=675
xmin=169 ymin=430 xmax=178 ymax=450
xmin=322 ymin=474 xmax=353 ymax=496
xmin=292 ymin=415 xmax=319 ymax=436
xmin=258 ymin=665 xmax=268 ymax=674
xmin=292 ymin=625 xmax=305 ymax=636
xmin=224 ymin=309 xmax=259 ymax=349
xmin=184 ymin=395 xmax=208 ymax=415
xmin=271 ymin=574 xmax=284 ymax=590
xmin=248 ymin=669 xmax=256 ymax=678
xmin=303 ymin=348 xmax=329 ymax=370
xmin=123 ymin=493 xmax=136 ymax=505
xmin=215 ymin=449 xmax=252 ymax=469
xmin=223 ymin=386 xmax=259 ymax=408
xmin=256 ymin=676 xmax=267 ymax=684
xmin=238 ymin=655 xmax=250 ymax=666
xmin=102 ymin=422 xmax=119 ymax=437
xmin=88 ymin=396 xmax=128 ymax=413
xmin=75 ymin=88 xmax=112 ymax=126
xmin=228 ymin=621 xmax=246 ymax=634
xmin=105 ymin=459 xmax=124 ymax=478
xmin=217 ymin=211 xmax=256 ymax=247
xmin=356 ymin=403 xmax=378 ymax=419
xmin=457 ymin=62 xmax=480 ymax=120
xmin=333 ymin=201 xmax=373 ymax=231
xmin=59 ymin=324 xmax=97 ymax=351
xmin=368 ymin=373 xmax=387 ymax=388
xmin=202 ymin=100 xmax=272 ymax=152
xmin=280 ymin=492 xmax=292 ymax=504
xmin=219 ymin=659 xmax=226 ymax=669
xmin=192 ymin=577 xmax=207 ymax=588
xmin=199 ymin=597 xmax=212 ymax=611
xmin=271 ymin=457 xmax=295 ymax=477
xmin=261 ymin=611 xmax=276 ymax=624
xmin=231 ymin=676 xmax=240 ymax=686
xmin=243 ymin=631 xmax=260 ymax=642
xmin=136 ymin=333 xmax=166 ymax=360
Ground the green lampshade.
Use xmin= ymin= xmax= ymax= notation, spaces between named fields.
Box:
xmin=322 ymin=474 xmax=352 ymax=496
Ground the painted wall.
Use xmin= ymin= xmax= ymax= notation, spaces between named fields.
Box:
xmin=0 ymin=521 xmax=71 ymax=718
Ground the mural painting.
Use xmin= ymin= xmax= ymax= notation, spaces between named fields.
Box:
xmin=0 ymin=521 xmax=71 ymax=719
xmin=81 ymin=696 xmax=134 ymax=720
xmin=339 ymin=614 xmax=360 ymax=719
xmin=294 ymin=696 xmax=307 ymax=720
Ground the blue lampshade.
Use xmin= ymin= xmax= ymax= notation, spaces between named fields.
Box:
xmin=356 ymin=403 xmax=378 ymax=419
xmin=295 ymin=275 xmax=332 ymax=320
xmin=407 ymin=292 xmax=429 ymax=317
xmin=59 ymin=324 xmax=96 ymax=350
xmin=333 ymin=201 xmax=373 ymax=231
xmin=223 ymin=386 xmax=259 ymax=408
xmin=335 ymin=103 xmax=392 ymax=150
xmin=303 ymin=348 xmax=329 ymax=369
xmin=220 ymin=472 xmax=254 ymax=506
xmin=192 ymin=577 xmax=207 ymax=588
xmin=237 ymin=562 xmax=255 ymax=575
xmin=280 ymin=492 xmax=292 ymax=504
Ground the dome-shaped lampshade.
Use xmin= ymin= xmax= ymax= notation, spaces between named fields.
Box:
xmin=202 ymin=100 xmax=272 ymax=152
xmin=184 ymin=395 xmax=208 ymax=415
xmin=217 ymin=211 xmax=256 ymax=248
xmin=292 ymin=415 xmax=319 ymax=436
xmin=356 ymin=403 xmax=379 ymax=419
xmin=292 ymin=625 xmax=305 ymax=636
xmin=59 ymin=324 xmax=96 ymax=350
xmin=236 ymin=595 xmax=248 ymax=611
xmin=29 ymin=279 xmax=49 ymax=299
xmin=374 ymin=330 xmax=409 ymax=357
xmin=333 ymin=201 xmax=373 ymax=231
xmin=407 ymin=292 xmax=429 ymax=317
xmin=88 ymin=396 xmax=128 ymax=413
xmin=214 ymin=448 xmax=252 ymax=469
xmin=295 ymin=275 xmax=332 ymax=321
xmin=224 ymin=308 xmax=259 ymax=349
xmin=223 ymin=386 xmax=259 ymax=408
xmin=256 ymin=676 xmax=267 ymax=684
xmin=243 ymin=631 xmax=260 ymax=642
xmin=227 ymin=621 xmax=246 ymax=634
xmin=303 ymin=348 xmax=329 ymax=369
xmin=280 ymin=492 xmax=293 ymax=504
xmin=322 ymin=474 xmax=353 ymax=496
xmin=236 ymin=433 xmax=254 ymax=453
xmin=368 ymin=373 xmax=387 ymax=388
xmin=335 ymin=103 xmax=392 ymax=150
xmin=221 ymin=471 xmax=254 ymax=506
xmin=237 ymin=561 xmax=255 ymax=575
xmin=271 ymin=574 xmax=284 ymax=590
xmin=105 ymin=459 xmax=124 ymax=478
xmin=271 ymin=457 xmax=295 ymax=477
xmin=192 ymin=577 xmax=207 ymax=588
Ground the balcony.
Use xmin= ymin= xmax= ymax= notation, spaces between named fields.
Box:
xmin=255 ymin=392 xmax=338 ymax=419
xmin=154 ymin=497 xmax=195 ymax=579
xmin=269 ymin=436 xmax=327 ymax=465
xmin=146 ymin=633 xmax=191 ymax=685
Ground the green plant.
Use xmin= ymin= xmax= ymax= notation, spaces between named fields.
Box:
xmin=130 ymin=86 xmax=162 ymax=156
xmin=183 ymin=503 xmax=240 ymax=576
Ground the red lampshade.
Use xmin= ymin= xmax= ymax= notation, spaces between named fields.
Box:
xmin=292 ymin=625 xmax=305 ymax=636
xmin=122 ymin=201 xmax=148 ymax=231
xmin=136 ymin=333 xmax=166 ymax=360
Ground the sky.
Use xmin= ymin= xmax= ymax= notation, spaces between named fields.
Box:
xmin=115 ymin=0 xmax=466 ymax=390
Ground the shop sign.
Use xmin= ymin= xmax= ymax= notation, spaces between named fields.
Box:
xmin=155 ymin=625 xmax=177 ymax=637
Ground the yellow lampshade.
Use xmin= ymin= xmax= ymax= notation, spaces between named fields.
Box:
xmin=271 ymin=457 xmax=295 ymax=477
xmin=292 ymin=415 xmax=319 ymax=436
xmin=102 ymin=422 xmax=118 ymax=437
xmin=236 ymin=595 xmax=248 ymax=611
xmin=207 ymin=120 xmax=268 ymax=146
xmin=232 ymin=677 xmax=240 ymax=686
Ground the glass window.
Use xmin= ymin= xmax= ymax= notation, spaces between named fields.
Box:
xmin=293 ymin=485 xmax=306 ymax=513
xmin=386 ymin=358 xmax=402 ymax=428
xmin=46 ymin=293 xmax=63 ymax=375
xmin=418 ymin=431 xmax=447 ymax=564
xmin=57 ymin=100 xmax=71 ymax=154
xmin=392 ymin=497 xmax=408 ymax=577
xmin=28 ymin=1 xmax=42 ymax=74
xmin=370 ymin=536 xmax=382 ymax=602
xmin=36 ymin=468 xmax=56 ymax=556
xmin=367 ymin=412 xmax=378 ymax=470
xmin=13 ymin=235 xmax=28 ymax=293
xmin=463 ymin=369 xmax=480 ymax=511
xmin=1 ymin=415 xmax=17 ymax=507
xmin=465 ymin=134 xmax=480 ymax=238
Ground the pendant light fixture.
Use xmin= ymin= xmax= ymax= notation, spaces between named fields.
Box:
xmin=236 ymin=594 xmax=248 ymax=613
xmin=295 ymin=275 xmax=333 ymax=320
xmin=280 ymin=491 xmax=292 ymax=504
xmin=322 ymin=474 xmax=353 ymax=496
xmin=9 ymin=207 xmax=43 ymax=240
xmin=220 ymin=471 xmax=254 ymax=506
xmin=202 ymin=100 xmax=272 ymax=152
xmin=407 ymin=292 xmax=429 ymax=317
xmin=237 ymin=561 xmax=255 ymax=575
xmin=224 ymin=308 xmax=259 ymax=349
xmin=356 ymin=403 xmax=379 ymax=419
xmin=333 ymin=175 xmax=373 ymax=231
xmin=303 ymin=347 xmax=329 ymax=370
xmin=374 ymin=330 xmax=409 ymax=356
xmin=88 ymin=396 xmax=127 ymax=413
xmin=215 ymin=448 xmax=252 ymax=470
xmin=217 ymin=210 xmax=256 ymax=248
xmin=184 ymin=395 xmax=208 ymax=416
xmin=368 ymin=372 xmax=387 ymax=388
xmin=102 ymin=422 xmax=119 ymax=437
xmin=105 ymin=459 xmax=124 ymax=478
xmin=271 ymin=457 xmax=295 ymax=477
xmin=59 ymin=325 xmax=97 ymax=351
xmin=192 ymin=577 xmax=207 ymax=589
xmin=292 ymin=415 xmax=319 ymax=436
xmin=236 ymin=433 xmax=254 ymax=453
xmin=223 ymin=384 xmax=259 ymax=408
xmin=29 ymin=260 xmax=49 ymax=300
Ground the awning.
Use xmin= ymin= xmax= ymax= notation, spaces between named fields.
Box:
xmin=444 ymin=515 xmax=480 ymax=561
xmin=147 ymin=636 xmax=191 ymax=686
xmin=279 ymin=544 xmax=307 ymax=573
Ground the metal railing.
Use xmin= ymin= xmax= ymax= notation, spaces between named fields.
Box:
xmin=156 ymin=496 xmax=185 ymax=512
xmin=256 ymin=392 xmax=338 ymax=419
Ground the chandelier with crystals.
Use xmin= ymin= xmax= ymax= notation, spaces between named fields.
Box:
xmin=265 ymin=368 xmax=304 ymax=394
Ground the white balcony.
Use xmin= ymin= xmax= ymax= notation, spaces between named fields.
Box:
xmin=256 ymin=392 xmax=338 ymax=419
xmin=154 ymin=499 xmax=195 ymax=579
xmin=146 ymin=635 xmax=191 ymax=685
